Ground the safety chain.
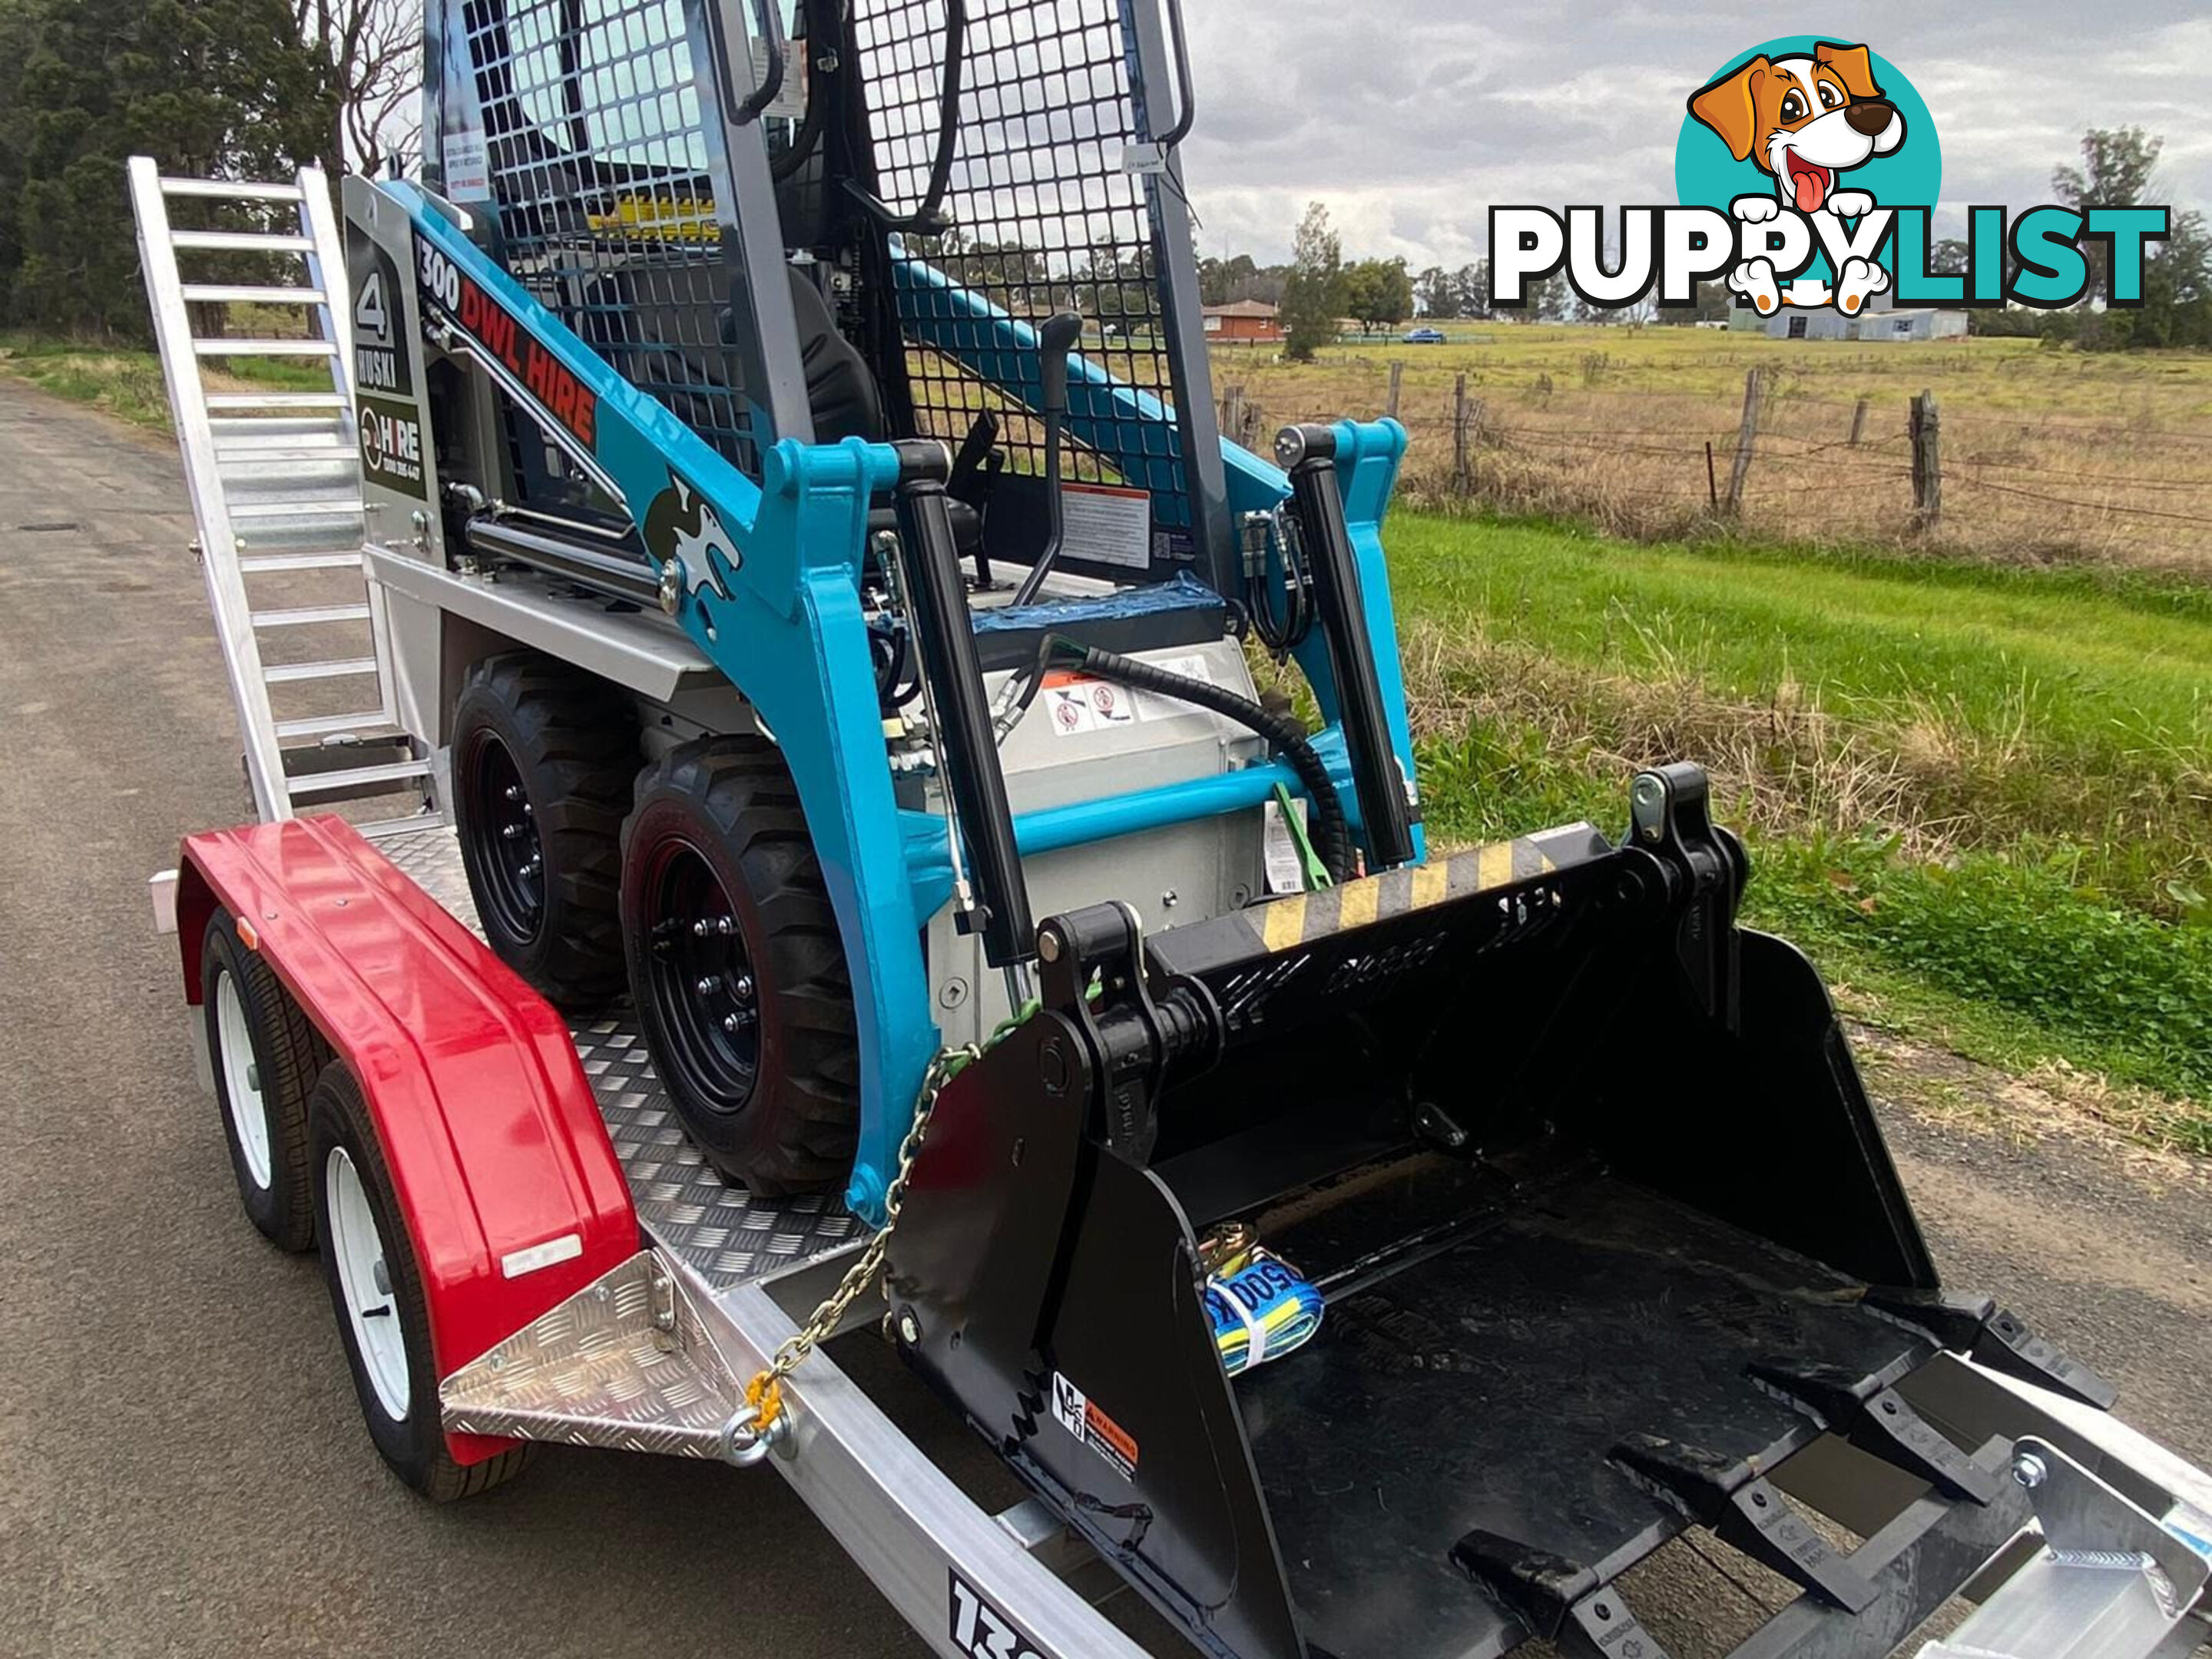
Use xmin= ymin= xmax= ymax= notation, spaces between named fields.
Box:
xmin=727 ymin=1040 xmax=983 ymax=1459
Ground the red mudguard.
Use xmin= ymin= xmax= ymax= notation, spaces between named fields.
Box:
xmin=174 ymin=816 xmax=638 ymax=1463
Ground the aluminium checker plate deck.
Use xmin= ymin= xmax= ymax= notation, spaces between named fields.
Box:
xmin=377 ymin=824 xmax=864 ymax=1293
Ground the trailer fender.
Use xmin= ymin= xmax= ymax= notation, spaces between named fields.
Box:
xmin=174 ymin=816 xmax=639 ymax=1462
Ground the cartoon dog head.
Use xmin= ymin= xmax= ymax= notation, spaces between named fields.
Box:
xmin=1688 ymin=41 xmax=1904 ymax=214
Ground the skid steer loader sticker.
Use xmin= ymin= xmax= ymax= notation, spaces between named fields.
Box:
xmin=948 ymin=1571 xmax=1048 ymax=1659
xmin=644 ymin=477 xmax=738 ymax=603
xmin=1048 ymin=1371 xmax=1139 ymax=1480
xmin=416 ymin=240 xmax=598 ymax=448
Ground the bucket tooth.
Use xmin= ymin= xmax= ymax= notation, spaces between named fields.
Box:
xmin=1612 ymin=1434 xmax=1880 ymax=1613
xmin=1748 ymin=1359 xmax=2002 ymax=1505
xmin=1859 ymin=1287 xmax=2118 ymax=1409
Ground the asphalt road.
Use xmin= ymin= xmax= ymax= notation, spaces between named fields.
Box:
xmin=2 ymin=376 xmax=2206 ymax=1657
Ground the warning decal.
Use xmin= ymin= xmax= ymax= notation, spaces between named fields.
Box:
xmin=1041 ymin=654 xmax=1216 ymax=737
xmin=1048 ymin=1371 xmax=1139 ymax=1481
xmin=1058 ymin=482 xmax=1151 ymax=571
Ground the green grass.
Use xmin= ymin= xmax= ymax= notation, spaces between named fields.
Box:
xmin=0 ymin=330 xmax=333 ymax=429
xmin=1389 ymin=508 xmax=2212 ymax=1142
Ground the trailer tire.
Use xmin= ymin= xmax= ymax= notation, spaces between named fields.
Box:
xmin=452 ymin=652 xmax=636 ymax=1012
xmin=201 ymin=907 xmax=327 ymax=1252
xmin=307 ymin=1061 xmax=533 ymax=1502
xmin=621 ymin=737 xmax=860 ymax=1195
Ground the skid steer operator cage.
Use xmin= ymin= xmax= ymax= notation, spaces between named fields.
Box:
xmin=859 ymin=0 xmax=1213 ymax=562
xmin=428 ymin=0 xmax=808 ymax=480
xmin=425 ymin=0 xmax=1231 ymax=588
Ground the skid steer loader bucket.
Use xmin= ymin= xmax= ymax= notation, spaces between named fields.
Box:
xmin=888 ymin=764 xmax=2116 ymax=1659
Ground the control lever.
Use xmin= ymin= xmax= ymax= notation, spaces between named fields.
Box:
xmin=1012 ymin=311 xmax=1086 ymax=608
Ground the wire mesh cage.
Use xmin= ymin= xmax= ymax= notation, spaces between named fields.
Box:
xmin=457 ymin=0 xmax=770 ymax=475
xmin=855 ymin=0 xmax=1193 ymax=538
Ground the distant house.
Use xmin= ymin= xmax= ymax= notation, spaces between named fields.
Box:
xmin=1200 ymin=300 xmax=1283 ymax=343
xmin=1729 ymin=293 xmax=1968 ymax=341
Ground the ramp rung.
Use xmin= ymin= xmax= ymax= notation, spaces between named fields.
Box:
xmin=168 ymin=230 xmax=314 ymax=253
xmin=227 ymin=499 xmax=363 ymax=518
xmin=160 ymin=177 xmax=303 ymax=202
xmin=265 ymin=657 xmax=377 ymax=684
xmin=253 ymin=604 xmax=372 ymax=629
xmin=193 ymin=338 xmax=339 ymax=357
xmin=205 ymin=392 xmax=348 ymax=411
xmin=180 ymin=283 xmax=326 ymax=306
xmin=286 ymin=759 xmax=432 ymax=798
xmin=239 ymin=551 xmax=363 ymax=574
xmin=273 ymin=712 xmax=392 ymax=740
xmin=220 ymin=448 xmax=352 ymax=466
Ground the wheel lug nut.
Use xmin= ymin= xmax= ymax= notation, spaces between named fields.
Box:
xmin=733 ymin=973 xmax=754 ymax=1000
xmin=695 ymin=975 xmax=721 ymax=995
xmin=503 ymin=785 xmax=522 ymax=802
xmin=692 ymin=919 xmax=711 ymax=937
xmin=716 ymin=916 xmax=736 ymax=935
xmin=502 ymin=823 xmax=525 ymax=839
xmin=722 ymin=1012 xmax=747 ymax=1034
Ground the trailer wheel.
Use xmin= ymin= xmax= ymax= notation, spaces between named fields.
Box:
xmin=621 ymin=737 xmax=860 ymax=1195
xmin=201 ymin=908 xmax=327 ymax=1251
xmin=452 ymin=652 xmax=637 ymax=1011
xmin=308 ymin=1061 xmax=533 ymax=1502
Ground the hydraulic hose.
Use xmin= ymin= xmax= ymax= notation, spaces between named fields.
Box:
xmin=1049 ymin=639 xmax=1355 ymax=885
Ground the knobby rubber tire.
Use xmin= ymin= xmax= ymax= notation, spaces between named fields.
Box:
xmin=306 ymin=1061 xmax=533 ymax=1502
xmin=201 ymin=907 xmax=328 ymax=1251
xmin=621 ymin=736 xmax=862 ymax=1195
xmin=452 ymin=651 xmax=637 ymax=1011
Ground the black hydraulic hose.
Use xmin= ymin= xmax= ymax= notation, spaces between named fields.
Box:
xmin=1051 ymin=639 xmax=1355 ymax=885
xmin=770 ymin=0 xmax=836 ymax=181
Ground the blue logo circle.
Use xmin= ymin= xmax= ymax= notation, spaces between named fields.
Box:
xmin=1676 ymin=37 xmax=1939 ymax=291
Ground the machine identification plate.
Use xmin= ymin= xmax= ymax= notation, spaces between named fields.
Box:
xmin=948 ymin=1570 xmax=1050 ymax=1659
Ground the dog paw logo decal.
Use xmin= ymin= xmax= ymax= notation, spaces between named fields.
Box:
xmin=643 ymin=475 xmax=740 ymax=604
xmin=1681 ymin=38 xmax=1934 ymax=315
xmin=1489 ymin=38 xmax=2167 ymax=320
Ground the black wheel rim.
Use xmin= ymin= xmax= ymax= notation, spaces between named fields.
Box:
xmin=642 ymin=838 xmax=760 ymax=1109
xmin=462 ymin=733 xmax=545 ymax=944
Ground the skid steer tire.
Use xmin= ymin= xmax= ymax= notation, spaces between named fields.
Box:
xmin=452 ymin=652 xmax=636 ymax=1012
xmin=202 ymin=907 xmax=329 ymax=1252
xmin=308 ymin=1061 xmax=534 ymax=1502
xmin=620 ymin=737 xmax=860 ymax=1196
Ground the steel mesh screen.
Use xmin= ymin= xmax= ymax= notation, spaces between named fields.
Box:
xmin=857 ymin=0 xmax=1188 ymax=534
xmin=461 ymin=0 xmax=764 ymax=472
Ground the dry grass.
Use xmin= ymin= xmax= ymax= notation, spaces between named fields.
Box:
xmin=1210 ymin=326 xmax=2212 ymax=576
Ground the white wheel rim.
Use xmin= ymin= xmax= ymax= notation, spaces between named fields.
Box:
xmin=213 ymin=969 xmax=273 ymax=1190
xmin=326 ymin=1147 xmax=411 ymax=1420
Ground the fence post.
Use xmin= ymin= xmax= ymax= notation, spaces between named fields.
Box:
xmin=1909 ymin=390 xmax=1942 ymax=532
xmin=1849 ymin=396 xmax=1869 ymax=446
xmin=1452 ymin=373 xmax=1473 ymax=496
xmin=1220 ymin=384 xmax=1245 ymax=449
xmin=1386 ymin=359 xmax=1404 ymax=419
xmin=1725 ymin=367 xmax=1762 ymax=515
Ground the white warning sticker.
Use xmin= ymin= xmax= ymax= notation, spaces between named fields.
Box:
xmin=1042 ymin=654 xmax=1218 ymax=738
xmin=1059 ymin=482 xmax=1151 ymax=571
xmin=1263 ymin=796 xmax=1310 ymax=895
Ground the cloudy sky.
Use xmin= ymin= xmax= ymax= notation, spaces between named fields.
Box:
xmin=1173 ymin=3 xmax=2212 ymax=269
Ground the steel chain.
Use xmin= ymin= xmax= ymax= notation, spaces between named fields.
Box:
xmin=737 ymin=1041 xmax=983 ymax=1440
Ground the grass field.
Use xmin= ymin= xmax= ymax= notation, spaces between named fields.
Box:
xmin=1346 ymin=508 xmax=2212 ymax=1148
xmin=1214 ymin=326 xmax=2212 ymax=575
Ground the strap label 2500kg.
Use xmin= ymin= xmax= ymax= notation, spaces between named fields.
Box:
xmin=416 ymin=240 xmax=598 ymax=449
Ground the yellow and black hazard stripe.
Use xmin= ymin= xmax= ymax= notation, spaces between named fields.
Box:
xmin=1250 ymin=837 xmax=1560 ymax=955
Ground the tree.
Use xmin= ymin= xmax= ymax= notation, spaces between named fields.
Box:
xmin=1453 ymin=260 xmax=1491 ymax=320
xmin=1279 ymin=201 xmax=1343 ymax=362
xmin=2050 ymin=127 xmax=2210 ymax=350
xmin=297 ymin=0 xmax=419 ymax=177
xmin=0 ymin=0 xmax=335 ymax=336
xmin=1413 ymin=264 xmax=1451 ymax=318
xmin=1341 ymin=257 xmax=1412 ymax=335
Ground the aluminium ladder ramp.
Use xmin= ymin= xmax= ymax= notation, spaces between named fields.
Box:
xmin=127 ymin=157 xmax=437 ymax=832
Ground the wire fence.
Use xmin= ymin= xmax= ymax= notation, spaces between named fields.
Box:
xmin=1213 ymin=362 xmax=2212 ymax=571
